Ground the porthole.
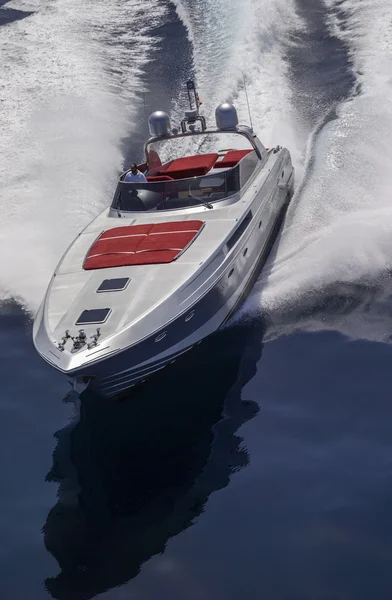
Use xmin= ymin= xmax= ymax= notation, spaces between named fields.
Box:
xmin=154 ymin=331 xmax=167 ymax=343
xmin=258 ymin=221 xmax=262 ymax=229
xmin=281 ymin=170 xmax=285 ymax=178
xmin=243 ymin=248 xmax=248 ymax=257
xmin=185 ymin=310 xmax=195 ymax=322
xmin=228 ymin=268 xmax=234 ymax=278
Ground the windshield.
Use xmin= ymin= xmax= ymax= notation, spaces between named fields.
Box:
xmin=112 ymin=170 xmax=240 ymax=212
xmin=146 ymin=131 xmax=254 ymax=167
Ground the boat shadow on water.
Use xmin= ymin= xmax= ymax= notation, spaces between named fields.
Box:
xmin=43 ymin=322 xmax=264 ymax=600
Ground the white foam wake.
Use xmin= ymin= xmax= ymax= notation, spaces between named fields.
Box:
xmin=171 ymin=0 xmax=307 ymax=170
xmin=240 ymin=0 xmax=392 ymax=342
xmin=0 ymin=0 xmax=167 ymax=312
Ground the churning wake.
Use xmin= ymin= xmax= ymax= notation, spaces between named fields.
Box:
xmin=240 ymin=0 xmax=392 ymax=342
xmin=0 ymin=0 xmax=167 ymax=311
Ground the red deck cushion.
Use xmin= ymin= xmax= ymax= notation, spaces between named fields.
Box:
xmin=157 ymin=153 xmax=218 ymax=179
xmin=99 ymin=224 xmax=153 ymax=239
xmin=138 ymin=231 xmax=196 ymax=253
xmin=83 ymin=221 xmax=204 ymax=270
xmin=214 ymin=149 xmax=253 ymax=168
xmin=146 ymin=175 xmax=174 ymax=182
xmin=148 ymin=160 xmax=173 ymax=177
xmin=84 ymin=250 xmax=179 ymax=269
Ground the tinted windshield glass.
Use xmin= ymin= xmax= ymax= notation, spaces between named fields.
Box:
xmin=112 ymin=170 xmax=240 ymax=212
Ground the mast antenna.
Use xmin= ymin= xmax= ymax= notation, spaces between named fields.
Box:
xmin=181 ymin=79 xmax=207 ymax=133
xmin=243 ymin=74 xmax=253 ymax=131
xmin=186 ymin=79 xmax=200 ymax=114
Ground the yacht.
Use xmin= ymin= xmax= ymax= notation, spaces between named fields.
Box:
xmin=33 ymin=80 xmax=294 ymax=397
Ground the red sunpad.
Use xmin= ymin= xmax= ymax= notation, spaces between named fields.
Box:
xmin=83 ymin=220 xmax=204 ymax=270
xmin=99 ymin=224 xmax=153 ymax=239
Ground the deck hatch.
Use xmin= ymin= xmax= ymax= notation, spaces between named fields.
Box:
xmin=97 ymin=278 xmax=130 ymax=293
xmin=76 ymin=308 xmax=111 ymax=325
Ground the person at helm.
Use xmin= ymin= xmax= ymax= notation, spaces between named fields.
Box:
xmin=124 ymin=163 xmax=147 ymax=183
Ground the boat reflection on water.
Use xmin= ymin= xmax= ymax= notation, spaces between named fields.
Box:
xmin=43 ymin=322 xmax=263 ymax=600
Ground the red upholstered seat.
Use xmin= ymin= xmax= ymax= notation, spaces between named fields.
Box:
xmin=83 ymin=220 xmax=204 ymax=270
xmin=146 ymin=175 xmax=174 ymax=182
xmin=147 ymin=160 xmax=173 ymax=177
xmin=214 ymin=149 xmax=254 ymax=168
xmin=157 ymin=153 xmax=218 ymax=179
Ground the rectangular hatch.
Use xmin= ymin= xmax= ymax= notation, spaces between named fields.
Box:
xmin=97 ymin=278 xmax=130 ymax=293
xmin=76 ymin=308 xmax=111 ymax=326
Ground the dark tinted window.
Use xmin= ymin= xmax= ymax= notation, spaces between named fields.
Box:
xmin=97 ymin=278 xmax=130 ymax=293
xmin=226 ymin=211 xmax=253 ymax=250
xmin=112 ymin=170 xmax=240 ymax=213
xmin=76 ymin=309 xmax=111 ymax=325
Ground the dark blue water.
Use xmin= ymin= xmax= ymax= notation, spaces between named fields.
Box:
xmin=0 ymin=0 xmax=33 ymax=24
xmin=3 ymin=304 xmax=392 ymax=599
xmin=2 ymin=1 xmax=392 ymax=599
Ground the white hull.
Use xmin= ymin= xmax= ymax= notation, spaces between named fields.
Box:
xmin=33 ymin=90 xmax=294 ymax=398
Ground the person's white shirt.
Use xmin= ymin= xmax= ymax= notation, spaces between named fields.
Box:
xmin=124 ymin=170 xmax=147 ymax=183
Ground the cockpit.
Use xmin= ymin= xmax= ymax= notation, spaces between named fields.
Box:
xmin=113 ymin=133 xmax=260 ymax=213
xmin=113 ymin=170 xmax=237 ymax=212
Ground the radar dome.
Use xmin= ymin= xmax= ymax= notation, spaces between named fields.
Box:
xmin=148 ymin=111 xmax=171 ymax=137
xmin=215 ymin=103 xmax=239 ymax=131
